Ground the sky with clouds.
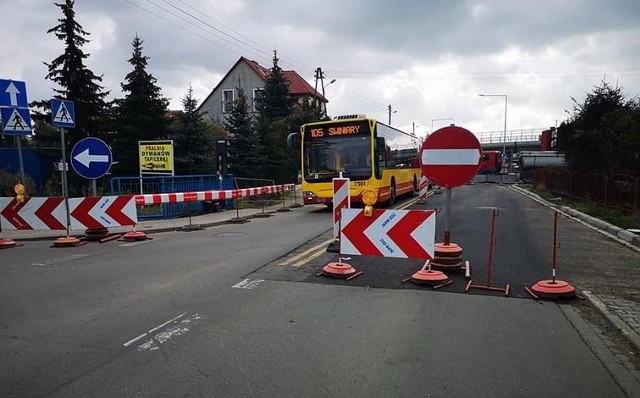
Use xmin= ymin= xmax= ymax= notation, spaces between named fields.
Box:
xmin=3 ymin=0 xmax=639 ymax=140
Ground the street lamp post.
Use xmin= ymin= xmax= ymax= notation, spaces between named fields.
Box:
xmin=322 ymin=78 xmax=336 ymax=116
xmin=431 ymin=118 xmax=453 ymax=134
xmin=479 ymin=94 xmax=508 ymax=173
xmin=388 ymin=105 xmax=397 ymax=124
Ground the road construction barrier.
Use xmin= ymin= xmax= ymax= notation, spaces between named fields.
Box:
xmin=0 ymin=195 xmax=137 ymax=230
xmin=0 ymin=183 xmax=295 ymax=233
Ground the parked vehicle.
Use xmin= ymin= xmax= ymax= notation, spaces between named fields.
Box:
xmin=515 ymin=150 xmax=565 ymax=183
xmin=478 ymin=150 xmax=502 ymax=174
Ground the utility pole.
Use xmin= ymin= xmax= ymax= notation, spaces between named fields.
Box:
xmin=314 ymin=67 xmax=328 ymax=117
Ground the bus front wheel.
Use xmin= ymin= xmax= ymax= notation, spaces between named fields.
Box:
xmin=387 ymin=181 xmax=396 ymax=207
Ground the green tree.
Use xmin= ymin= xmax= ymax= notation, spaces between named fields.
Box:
xmin=111 ymin=34 xmax=169 ymax=176
xmin=29 ymin=0 xmax=109 ymax=195
xmin=167 ymin=85 xmax=216 ymax=175
xmin=38 ymin=0 xmax=109 ymax=140
xmin=224 ymin=86 xmax=264 ymax=178
xmin=557 ymin=80 xmax=640 ymax=174
xmin=256 ymin=51 xmax=294 ymax=182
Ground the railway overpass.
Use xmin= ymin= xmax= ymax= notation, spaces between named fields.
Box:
xmin=474 ymin=127 xmax=546 ymax=156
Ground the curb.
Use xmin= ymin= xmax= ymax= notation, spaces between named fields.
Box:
xmin=510 ymin=184 xmax=640 ymax=353
xmin=582 ymin=291 xmax=640 ymax=353
xmin=509 ymin=185 xmax=640 ymax=252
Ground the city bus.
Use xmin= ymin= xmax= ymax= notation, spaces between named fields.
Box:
xmin=291 ymin=115 xmax=421 ymax=206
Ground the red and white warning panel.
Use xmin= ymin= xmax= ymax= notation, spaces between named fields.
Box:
xmin=0 ymin=195 xmax=137 ymax=230
xmin=340 ymin=208 xmax=435 ymax=259
xmin=332 ymin=177 xmax=350 ymax=240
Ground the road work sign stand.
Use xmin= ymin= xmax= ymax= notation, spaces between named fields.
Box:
xmin=420 ymin=126 xmax=482 ymax=275
xmin=327 ymin=177 xmax=350 ymax=253
xmin=526 ymin=211 xmax=575 ymax=299
xmin=402 ymin=259 xmax=451 ymax=289
xmin=465 ymin=209 xmax=510 ymax=296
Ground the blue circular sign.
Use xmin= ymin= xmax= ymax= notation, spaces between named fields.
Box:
xmin=70 ymin=137 xmax=113 ymax=179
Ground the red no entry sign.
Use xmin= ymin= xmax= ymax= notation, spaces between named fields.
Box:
xmin=420 ymin=126 xmax=481 ymax=188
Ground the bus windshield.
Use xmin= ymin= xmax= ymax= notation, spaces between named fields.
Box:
xmin=304 ymin=135 xmax=372 ymax=182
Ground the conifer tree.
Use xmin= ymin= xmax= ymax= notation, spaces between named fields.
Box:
xmin=224 ymin=85 xmax=264 ymax=178
xmin=168 ymin=85 xmax=216 ymax=175
xmin=256 ymin=51 xmax=294 ymax=182
xmin=30 ymin=0 xmax=109 ymax=194
xmin=40 ymin=0 xmax=109 ymax=141
xmin=112 ymin=34 xmax=169 ymax=176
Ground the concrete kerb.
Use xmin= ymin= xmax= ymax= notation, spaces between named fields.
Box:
xmin=510 ymin=184 xmax=640 ymax=353
xmin=509 ymin=185 xmax=640 ymax=252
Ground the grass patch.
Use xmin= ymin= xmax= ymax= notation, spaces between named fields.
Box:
xmin=527 ymin=185 xmax=640 ymax=229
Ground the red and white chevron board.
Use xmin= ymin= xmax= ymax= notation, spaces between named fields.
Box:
xmin=340 ymin=208 xmax=435 ymax=259
xmin=134 ymin=184 xmax=295 ymax=205
xmin=0 ymin=195 xmax=137 ymax=230
xmin=333 ymin=178 xmax=350 ymax=240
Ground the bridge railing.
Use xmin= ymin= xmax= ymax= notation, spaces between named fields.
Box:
xmin=475 ymin=128 xmax=546 ymax=144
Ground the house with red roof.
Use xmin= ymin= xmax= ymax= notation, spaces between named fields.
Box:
xmin=198 ymin=56 xmax=326 ymax=125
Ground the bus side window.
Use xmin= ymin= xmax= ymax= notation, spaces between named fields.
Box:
xmin=375 ymin=137 xmax=385 ymax=179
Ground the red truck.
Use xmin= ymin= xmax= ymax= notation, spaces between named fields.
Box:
xmin=478 ymin=150 xmax=502 ymax=174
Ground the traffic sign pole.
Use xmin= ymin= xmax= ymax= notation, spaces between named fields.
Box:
xmin=59 ymin=127 xmax=71 ymax=237
xmin=15 ymin=136 xmax=26 ymax=193
xmin=444 ymin=187 xmax=452 ymax=245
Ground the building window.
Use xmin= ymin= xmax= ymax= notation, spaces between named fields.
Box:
xmin=222 ymin=89 xmax=234 ymax=113
xmin=253 ymin=88 xmax=265 ymax=112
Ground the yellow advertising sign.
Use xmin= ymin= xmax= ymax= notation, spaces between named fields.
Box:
xmin=139 ymin=141 xmax=174 ymax=175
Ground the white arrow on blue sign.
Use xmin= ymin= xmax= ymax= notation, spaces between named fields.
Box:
xmin=70 ymin=137 xmax=113 ymax=179
xmin=0 ymin=79 xmax=28 ymax=108
xmin=51 ymin=98 xmax=76 ymax=128
xmin=0 ymin=79 xmax=32 ymax=136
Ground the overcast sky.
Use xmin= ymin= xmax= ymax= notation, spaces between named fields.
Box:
xmin=3 ymin=0 xmax=639 ymax=140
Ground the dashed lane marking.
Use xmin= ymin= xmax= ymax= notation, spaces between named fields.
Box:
xmin=232 ymin=278 xmax=266 ymax=289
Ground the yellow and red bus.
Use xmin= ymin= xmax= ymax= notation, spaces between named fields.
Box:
xmin=295 ymin=115 xmax=421 ymax=206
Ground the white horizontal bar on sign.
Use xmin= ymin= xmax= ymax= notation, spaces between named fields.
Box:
xmin=421 ymin=149 xmax=480 ymax=166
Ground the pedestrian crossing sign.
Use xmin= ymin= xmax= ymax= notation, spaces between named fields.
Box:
xmin=51 ymin=98 xmax=75 ymax=128
xmin=0 ymin=106 xmax=32 ymax=135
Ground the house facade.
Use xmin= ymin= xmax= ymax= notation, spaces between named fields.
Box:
xmin=198 ymin=57 xmax=325 ymax=125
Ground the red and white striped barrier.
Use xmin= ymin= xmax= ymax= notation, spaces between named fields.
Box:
xmin=135 ymin=190 xmax=235 ymax=206
xmin=0 ymin=195 xmax=137 ymax=230
xmin=332 ymin=178 xmax=350 ymax=240
xmin=134 ymin=184 xmax=294 ymax=205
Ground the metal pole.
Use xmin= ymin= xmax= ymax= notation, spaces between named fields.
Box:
xmin=15 ymin=137 xmax=26 ymax=192
xmin=444 ymin=187 xmax=452 ymax=245
xmin=502 ymin=95 xmax=508 ymax=173
xmin=59 ymin=127 xmax=71 ymax=237
xmin=92 ymin=179 xmax=97 ymax=196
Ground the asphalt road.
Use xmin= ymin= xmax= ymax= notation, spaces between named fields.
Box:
xmin=1 ymin=184 xmax=639 ymax=397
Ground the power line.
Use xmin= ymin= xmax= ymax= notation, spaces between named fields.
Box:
xmin=121 ymin=0 xmax=253 ymax=59
xmin=171 ymin=0 xmax=310 ymax=71
xmin=140 ymin=0 xmax=269 ymax=62
xmin=158 ymin=0 xmax=273 ymax=59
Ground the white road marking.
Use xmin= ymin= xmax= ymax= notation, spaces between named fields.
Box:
xmin=136 ymin=313 xmax=204 ymax=352
xmin=123 ymin=312 xmax=187 ymax=347
xmin=232 ymin=279 xmax=266 ymax=289
xmin=119 ymin=241 xmax=148 ymax=247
